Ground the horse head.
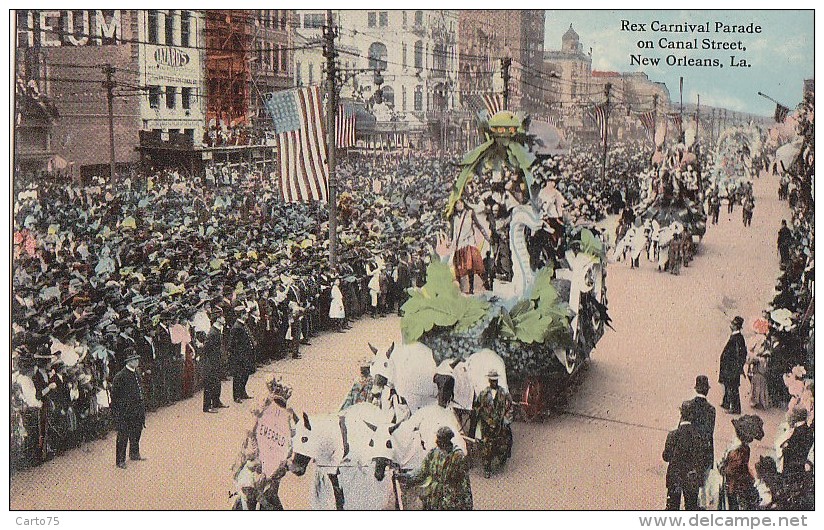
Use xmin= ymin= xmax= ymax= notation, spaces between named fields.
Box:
xmin=433 ymin=359 xmax=461 ymax=408
xmin=289 ymin=410 xmax=314 ymax=476
xmin=368 ymin=341 xmax=395 ymax=381
xmin=362 ymin=420 xmax=403 ymax=481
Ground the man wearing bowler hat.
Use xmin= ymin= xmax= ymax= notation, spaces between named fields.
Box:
xmin=719 ymin=316 xmax=747 ymax=415
xmin=111 ymin=349 xmax=147 ymax=468
xmin=687 ymin=375 xmax=716 ymax=474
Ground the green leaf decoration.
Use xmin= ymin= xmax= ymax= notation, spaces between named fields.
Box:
xmin=579 ymin=228 xmax=604 ymax=258
xmin=400 ymin=260 xmax=490 ymax=343
xmin=496 ymin=266 xmax=572 ymax=346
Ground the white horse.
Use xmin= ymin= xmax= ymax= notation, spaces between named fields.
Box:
xmin=289 ymin=402 xmax=396 ymax=510
xmin=369 ymin=342 xmax=437 ymax=413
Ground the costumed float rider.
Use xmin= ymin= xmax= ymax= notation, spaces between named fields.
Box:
xmin=449 ymin=199 xmax=490 ymax=295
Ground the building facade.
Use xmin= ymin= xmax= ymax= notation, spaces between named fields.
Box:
xmin=294 ymin=10 xmax=459 ymax=118
xmin=139 ymin=9 xmax=207 ymax=166
xmin=458 ymin=10 xmax=545 ymax=112
xmin=15 ymin=10 xmax=142 ymax=175
xmin=543 ymin=25 xmax=592 ymax=110
xmin=249 ymin=9 xmax=295 ymax=130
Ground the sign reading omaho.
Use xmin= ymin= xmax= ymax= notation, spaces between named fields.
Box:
xmin=154 ymin=47 xmax=190 ymax=68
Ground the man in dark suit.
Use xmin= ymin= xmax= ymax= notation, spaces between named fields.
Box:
xmin=663 ymin=401 xmax=704 ymax=510
xmin=111 ymin=350 xmax=147 ymax=469
xmin=687 ymin=375 xmax=717 ymax=473
xmin=202 ymin=315 xmax=229 ymax=413
xmin=229 ymin=312 xmax=256 ymax=403
xmin=780 ymin=407 xmax=814 ymax=476
xmin=719 ymin=316 xmax=747 ymax=414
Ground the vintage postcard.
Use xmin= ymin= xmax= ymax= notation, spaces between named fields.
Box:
xmin=8 ymin=4 xmax=815 ymax=521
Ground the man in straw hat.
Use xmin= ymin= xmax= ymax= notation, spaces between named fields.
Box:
xmin=111 ymin=348 xmax=147 ymax=469
xmin=474 ymin=369 xmax=513 ymax=478
xmin=719 ymin=316 xmax=747 ymax=415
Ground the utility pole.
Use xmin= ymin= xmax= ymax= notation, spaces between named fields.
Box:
xmin=602 ymin=82 xmax=611 ymax=181
xmin=500 ymin=57 xmax=511 ymax=110
xmin=323 ymin=10 xmax=339 ymax=268
xmin=652 ymin=93 xmax=659 ymax=157
xmin=679 ymin=76 xmax=684 ymax=142
xmin=102 ymin=64 xmax=116 ymax=182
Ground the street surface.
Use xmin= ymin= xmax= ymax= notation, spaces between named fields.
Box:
xmin=10 ymin=172 xmax=789 ymax=510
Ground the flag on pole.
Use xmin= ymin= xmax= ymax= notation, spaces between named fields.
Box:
xmin=774 ymin=103 xmax=790 ymax=123
xmin=668 ymin=112 xmax=683 ymax=134
xmin=264 ymin=87 xmax=329 ymax=203
xmin=482 ymin=93 xmax=505 ymax=115
xmin=587 ymin=103 xmax=608 ymax=142
xmin=336 ymin=102 xmax=356 ymax=148
xmin=638 ymin=111 xmax=656 ymax=144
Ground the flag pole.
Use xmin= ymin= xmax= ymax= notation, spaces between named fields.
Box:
xmin=324 ymin=10 xmax=339 ymax=268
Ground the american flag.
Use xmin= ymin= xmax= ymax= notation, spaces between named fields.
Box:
xmin=482 ymin=93 xmax=505 ymax=115
xmin=587 ymin=103 xmax=608 ymax=142
xmin=638 ymin=111 xmax=656 ymax=144
xmin=336 ymin=102 xmax=356 ymax=148
xmin=264 ymin=86 xmax=329 ymax=203
xmin=668 ymin=112 xmax=683 ymax=132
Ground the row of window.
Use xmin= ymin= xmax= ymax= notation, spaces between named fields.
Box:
xmin=368 ymin=40 xmax=454 ymax=71
xmin=256 ymin=42 xmax=289 ymax=72
xmin=148 ymin=86 xmax=194 ymax=110
xmin=147 ymin=10 xmax=193 ymax=47
xmin=368 ymin=10 xmax=426 ymax=28
xmin=256 ymin=9 xmax=289 ymax=30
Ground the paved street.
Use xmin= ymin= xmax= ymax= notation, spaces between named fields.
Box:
xmin=10 ymin=172 xmax=789 ymax=510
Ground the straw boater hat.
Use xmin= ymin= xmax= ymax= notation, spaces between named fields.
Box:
xmin=486 ymin=369 xmax=499 ymax=380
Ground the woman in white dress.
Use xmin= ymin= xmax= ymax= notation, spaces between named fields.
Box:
xmin=328 ymin=279 xmax=346 ymax=332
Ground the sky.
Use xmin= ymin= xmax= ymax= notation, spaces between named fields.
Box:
xmin=544 ymin=10 xmax=813 ymax=116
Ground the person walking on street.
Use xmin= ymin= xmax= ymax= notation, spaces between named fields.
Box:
xmin=202 ymin=315 xmax=229 ymax=413
xmin=111 ymin=350 xmax=147 ymax=469
xmin=229 ymin=313 xmax=256 ymax=403
xmin=663 ymin=401 xmax=704 ymax=510
xmin=777 ymin=220 xmax=792 ymax=267
xmin=687 ymin=375 xmax=716 ymax=475
xmin=474 ymin=370 xmax=514 ymax=478
xmin=400 ymin=426 xmax=473 ymax=510
xmin=719 ymin=316 xmax=747 ymax=415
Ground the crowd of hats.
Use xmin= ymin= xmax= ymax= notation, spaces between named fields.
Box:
xmin=756 ymin=92 xmax=814 ymax=409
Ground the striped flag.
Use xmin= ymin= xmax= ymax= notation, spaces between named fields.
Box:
xmin=482 ymin=93 xmax=505 ymax=115
xmin=264 ymin=87 xmax=329 ymax=203
xmin=336 ymin=102 xmax=356 ymax=148
xmin=638 ymin=111 xmax=656 ymax=143
xmin=587 ymin=103 xmax=608 ymax=142
xmin=668 ymin=112 xmax=683 ymax=133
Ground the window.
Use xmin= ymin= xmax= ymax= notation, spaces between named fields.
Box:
xmin=414 ymin=41 xmax=423 ymax=69
xmin=308 ymin=64 xmax=314 ymax=85
xmin=379 ymin=12 xmax=388 ymax=27
xmin=280 ymin=44 xmax=287 ymax=71
xmin=304 ymin=13 xmax=324 ymax=28
xmin=368 ymin=12 xmax=376 ymax=27
xmin=273 ymin=45 xmax=279 ymax=71
xmin=402 ymin=43 xmax=407 ymax=67
xmin=296 ymin=62 xmax=302 ymax=86
xmin=148 ymin=11 xmax=159 ymax=43
xmin=382 ymin=86 xmax=394 ymax=107
xmin=180 ymin=11 xmax=190 ymax=47
xmin=402 ymin=86 xmax=407 ymax=111
xmin=165 ymin=11 xmax=175 ymax=45
xmin=270 ymin=44 xmax=276 ymax=71
xmin=415 ymin=10 xmax=423 ymax=25
xmin=402 ymin=11 xmax=407 ymax=27
xmin=368 ymin=42 xmax=388 ymax=71
xmin=149 ymin=86 xmax=161 ymax=108
xmin=166 ymin=87 xmax=176 ymax=109
xmin=184 ymin=129 xmax=194 ymax=142
xmin=182 ymin=87 xmax=191 ymax=110
xmin=414 ymin=86 xmax=423 ymax=111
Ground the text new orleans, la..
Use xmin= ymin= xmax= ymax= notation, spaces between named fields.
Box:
xmin=630 ymin=54 xmax=750 ymax=68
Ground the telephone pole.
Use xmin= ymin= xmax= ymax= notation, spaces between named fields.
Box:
xmin=602 ymin=82 xmax=611 ymax=180
xmin=323 ymin=10 xmax=339 ymax=268
xmin=652 ymin=93 xmax=659 ymax=157
xmin=500 ymin=57 xmax=511 ymax=110
xmin=102 ymin=64 xmax=116 ymax=182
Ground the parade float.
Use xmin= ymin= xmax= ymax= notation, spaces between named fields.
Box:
xmin=399 ymin=110 xmax=610 ymax=419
